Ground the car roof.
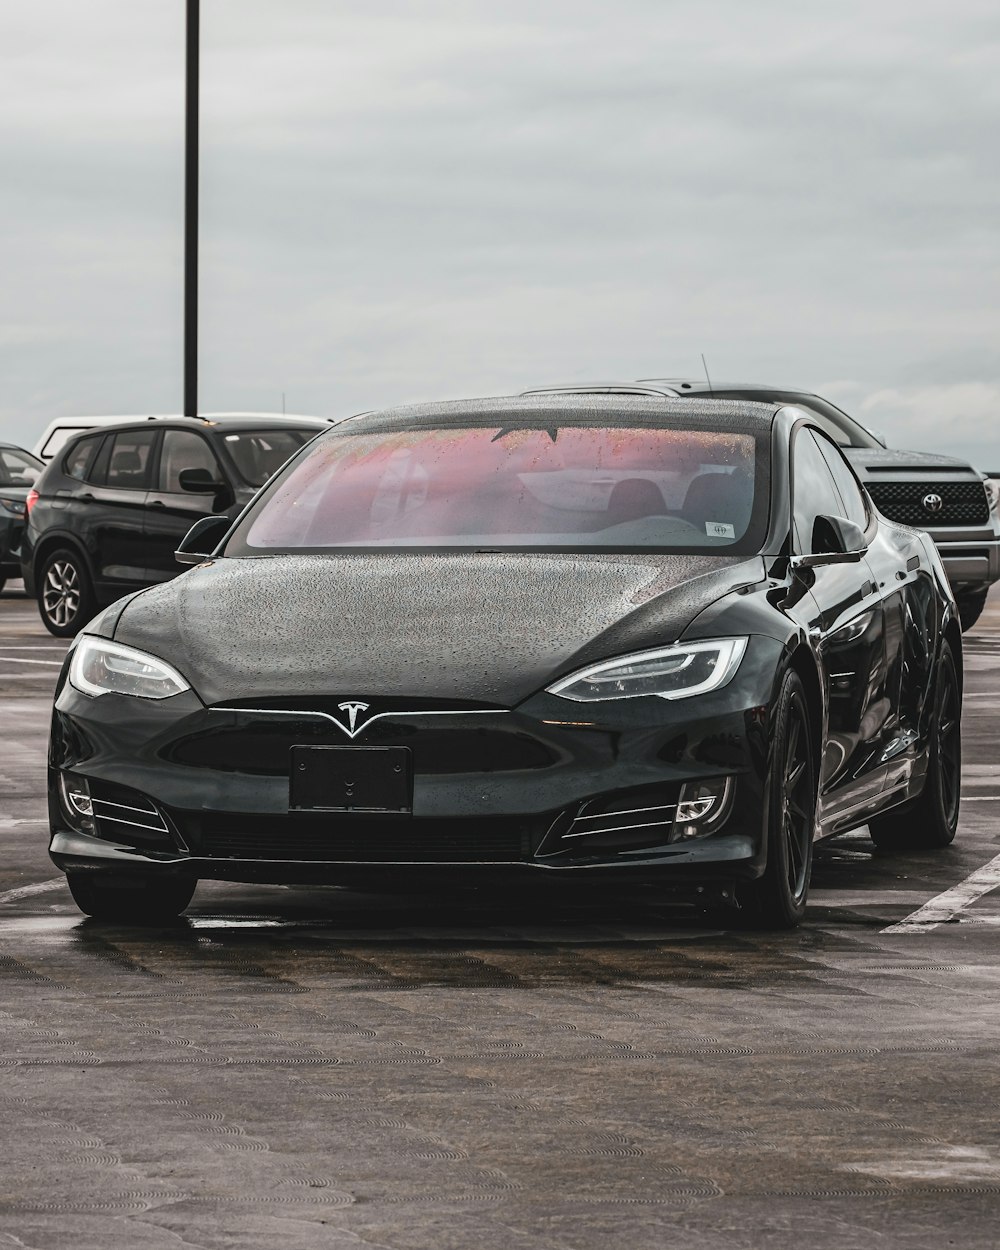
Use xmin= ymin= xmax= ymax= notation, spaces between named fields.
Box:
xmin=64 ymin=414 xmax=329 ymax=437
xmin=523 ymin=380 xmax=813 ymax=399
xmin=347 ymin=392 xmax=781 ymax=435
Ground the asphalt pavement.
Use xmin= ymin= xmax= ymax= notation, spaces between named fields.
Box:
xmin=2 ymin=579 xmax=999 ymax=1248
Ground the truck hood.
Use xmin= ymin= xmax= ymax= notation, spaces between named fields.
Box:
xmin=843 ymin=448 xmax=980 ymax=477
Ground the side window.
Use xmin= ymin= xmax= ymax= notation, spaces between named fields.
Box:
xmin=791 ymin=428 xmax=848 ymax=553
xmin=105 ymin=430 xmax=157 ymax=490
xmin=813 ymin=433 xmax=870 ymax=531
xmin=63 ymin=435 xmax=103 ymax=483
xmin=159 ymin=430 xmax=222 ymax=493
xmin=0 ymin=447 xmax=41 ymax=487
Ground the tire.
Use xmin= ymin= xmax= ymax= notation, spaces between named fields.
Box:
xmin=868 ymin=643 xmax=961 ymax=850
xmin=0 ymin=576 xmax=6 ymax=595
xmin=736 ymin=670 xmax=817 ymax=929
xmin=956 ymin=589 xmax=988 ymax=633
xmin=37 ymin=547 xmax=96 ymax=637
xmin=66 ymin=873 xmax=196 ymax=923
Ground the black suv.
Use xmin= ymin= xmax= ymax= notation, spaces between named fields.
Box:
xmin=21 ymin=414 xmax=328 ymax=635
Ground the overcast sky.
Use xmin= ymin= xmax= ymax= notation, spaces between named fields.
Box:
xmin=2 ymin=0 xmax=999 ymax=466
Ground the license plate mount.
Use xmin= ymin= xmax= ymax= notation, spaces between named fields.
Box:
xmin=289 ymin=746 xmax=412 ymax=813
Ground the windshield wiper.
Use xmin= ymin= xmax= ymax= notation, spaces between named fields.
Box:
xmin=491 ymin=426 xmax=559 ymax=444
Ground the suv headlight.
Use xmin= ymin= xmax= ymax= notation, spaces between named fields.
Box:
xmin=547 ymin=638 xmax=748 ymax=702
xmin=69 ymin=636 xmax=191 ymax=700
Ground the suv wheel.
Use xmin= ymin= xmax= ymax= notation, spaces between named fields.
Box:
xmin=38 ymin=548 xmax=96 ymax=637
xmin=956 ymin=588 xmax=988 ymax=633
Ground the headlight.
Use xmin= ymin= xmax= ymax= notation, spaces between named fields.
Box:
xmin=0 ymin=496 xmax=26 ymax=517
xmin=69 ymin=636 xmax=192 ymax=700
xmin=547 ymin=638 xmax=748 ymax=702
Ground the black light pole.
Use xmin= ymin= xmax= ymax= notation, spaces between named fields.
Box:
xmin=184 ymin=0 xmax=199 ymax=418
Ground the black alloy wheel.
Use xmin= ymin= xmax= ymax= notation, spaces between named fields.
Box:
xmin=869 ymin=642 xmax=961 ymax=850
xmin=37 ymin=548 xmax=96 ymax=637
xmin=66 ymin=873 xmax=197 ymax=923
xmin=737 ymin=670 xmax=816 ymax=929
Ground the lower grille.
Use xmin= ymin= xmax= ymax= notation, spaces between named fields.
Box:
xmin=539 ymin=783 xmax=682 ymax=857
xmin=867 ymin=480 xmax=989 ymax=527
xmin=89 ymin=780 xmax=176 ymax=850
xmin=188 ymin=815 xmax=528 ymax=863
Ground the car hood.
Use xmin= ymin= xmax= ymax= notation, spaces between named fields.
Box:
xmin=843 ymin=448 xmax=979 ymax=476
xmin=110 ymin=552 xmax=765 ymax=706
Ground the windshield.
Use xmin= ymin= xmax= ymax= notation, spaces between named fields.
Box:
xmin=0 ymin=446 xmax=43 ymax=488
xmin=227 ymin=421 xmax=768 ymax=554
xmin=221 ymin=428 xmax=317 ymax=487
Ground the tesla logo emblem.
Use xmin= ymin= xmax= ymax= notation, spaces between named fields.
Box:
xmin=922 ymin=493 xmax=944 ymax=514
xmin=336 ymin=701 xmax=370 ymax=738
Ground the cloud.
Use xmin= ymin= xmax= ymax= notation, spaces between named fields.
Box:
xmin=2 ymin=0 xmax=1000 ymax=472
xmin=859 ymin=382 xmax=1000 ymax=469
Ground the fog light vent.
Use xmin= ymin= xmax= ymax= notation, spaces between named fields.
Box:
xmin=670 ymin=777 xmax=734 ymax=842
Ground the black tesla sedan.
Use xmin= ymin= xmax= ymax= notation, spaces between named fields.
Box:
xmin=48 ymin=395 xmax=962 ymax=927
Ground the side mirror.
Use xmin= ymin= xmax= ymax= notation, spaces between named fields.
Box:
xmin=178 ymin=467 xmax=226 ymax=494
xmin=791 ymin=515 xmax=867 ymax=569
xmin=175 ymin=514 xmax=231 ymax=566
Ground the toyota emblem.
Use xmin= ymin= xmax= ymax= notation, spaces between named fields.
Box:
xmin=922 ymin=493 xmax=944 ymax=514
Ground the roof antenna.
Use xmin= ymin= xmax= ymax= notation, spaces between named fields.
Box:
xmin=701 ymin=353 xmax=714 ymax=396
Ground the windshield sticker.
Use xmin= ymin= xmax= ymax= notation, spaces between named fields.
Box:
xmin=706 ymin=521 xmax=735 ymax=539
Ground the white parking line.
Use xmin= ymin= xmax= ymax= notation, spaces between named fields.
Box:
xmin=882 ymin=852 xmax=1000 ymax=933
xmin=0 ymin=878 xmax=66 ymax=905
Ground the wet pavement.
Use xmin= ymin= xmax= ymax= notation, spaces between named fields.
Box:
xmin=2 ymin=582 xmax=1000 ymax=1248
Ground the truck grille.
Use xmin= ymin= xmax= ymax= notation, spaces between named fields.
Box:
xmin=867 ymin=480 xmax=989 ymax=528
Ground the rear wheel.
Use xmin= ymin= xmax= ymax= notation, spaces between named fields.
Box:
xmin=956 ymin=589 xmax=988 ymax=633
xmin=37 ymin=547 xmax=95 ymax=637
xmin=737 ymin=670 xmax=816 ymax=929
xmin=66 ymin=874 xmax=196 ymax=923
xmin=868 ymin=643 xmax=961 ymax=850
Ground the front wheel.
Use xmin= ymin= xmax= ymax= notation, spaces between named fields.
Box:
xmin=869 ymin=643 xmax=961 ymax=850
xmin=66 ymin=874 xmax=196 ymax=923
xmin=37 ymin=547 xmax=96 ymax=637
xmin=736 ymin=670 xmax=817 ymax=929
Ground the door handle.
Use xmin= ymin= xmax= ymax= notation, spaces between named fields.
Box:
xmin=148 ymin=500 xmax=166 ymax=508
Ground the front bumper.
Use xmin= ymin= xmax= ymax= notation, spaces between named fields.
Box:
xmin=925 ymin=527 xmax=1000 ymax=591
xmin=48 ymin=636 xmax=783 ymax=887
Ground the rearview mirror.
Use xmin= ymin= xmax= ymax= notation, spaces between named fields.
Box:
xmin=175 ymin=514 xmax=232 ymax=566
xmin=791 ymin=515 xmax=867 ymax=570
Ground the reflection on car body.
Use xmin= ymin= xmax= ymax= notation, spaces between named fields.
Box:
xmin=46 ymin=395 xmax=963 ymax=929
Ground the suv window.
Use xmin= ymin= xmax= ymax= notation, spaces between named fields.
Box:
xmin=63 ymin=434 xmax=104 ymax=483
xmin=105 ymin=430 xmax=157 ymax=490
xmin=0 ymin=446 xmax=41 ymax=487
xmin=792 ymin=427 xmax=847 ymax=553
xmin=222 ymin=429 xmax=312 ymax=487
xmin=159 ymin=430 xmax=222 ymax=492
xmin=813 ymin=432 xmax=870 ymax=531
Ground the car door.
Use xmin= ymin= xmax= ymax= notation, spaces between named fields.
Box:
xmin=143 ymin=429 xmax=232 ymax=581
xmin=82 ymin=428 xmax=158 ymax=593
xmin=786 ymin=427 xmax=888 ymax=819
xmin=815 ymin=435 xmax=938 ymax=796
